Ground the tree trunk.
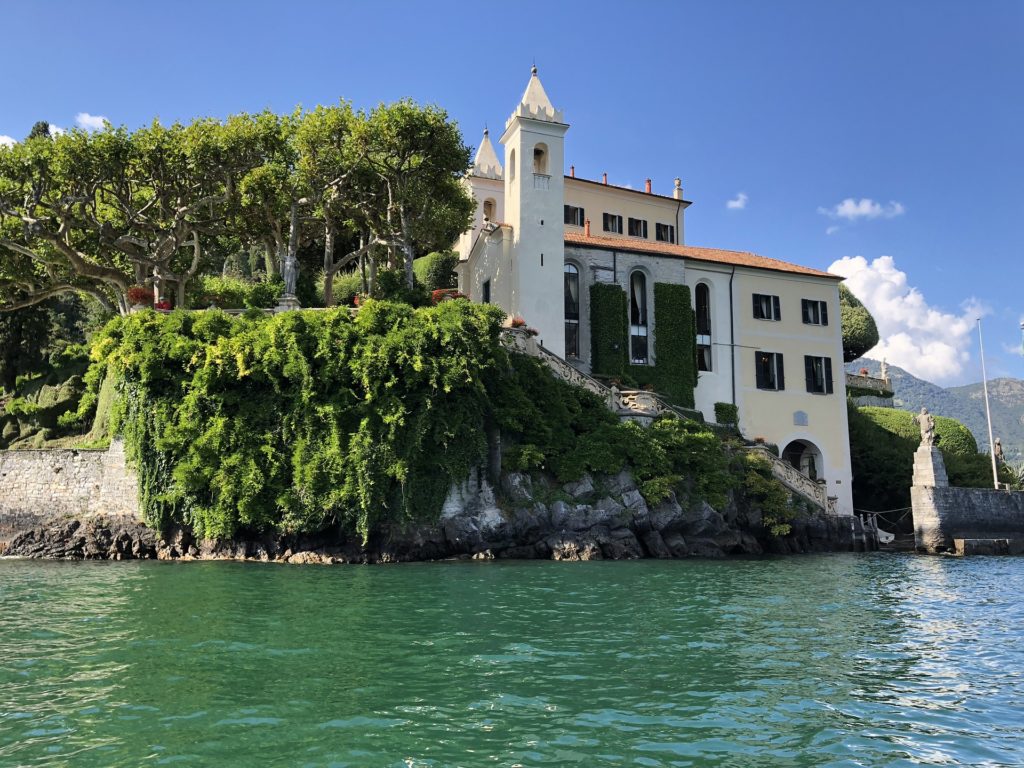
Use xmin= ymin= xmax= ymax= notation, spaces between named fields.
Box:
xmin=399 ymin=207 xmax=415 ymax=289
xmin=323 ymin=224 xmax=336 ymax=307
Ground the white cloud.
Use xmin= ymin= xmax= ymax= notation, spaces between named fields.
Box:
xmin=74 ymin=112 xmax=108 ymax=131
xmin=0 ymin=135 xmax=15 ymax=147
xmin=818 ymin=198 xmax=905 ymax=221
xmin=726 ymin=192 xmax=748 ymax=210
xmin=829 ymin=255 xmax=988 ymax=384
xmin=48 ymin=124 xmax=65 ymax=136
xmin=825 ymin=225 xmax=840 ymax=236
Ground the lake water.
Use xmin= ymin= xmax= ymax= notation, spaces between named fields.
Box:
xmin=1 ymin=555 xmax=1023 ymax=767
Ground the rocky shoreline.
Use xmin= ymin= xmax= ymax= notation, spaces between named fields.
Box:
xmin=2 ymin=469 xmax=875 ymax=563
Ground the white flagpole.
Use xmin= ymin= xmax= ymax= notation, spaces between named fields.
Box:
xmin=977 ymin=318 xmax=999 ymax=489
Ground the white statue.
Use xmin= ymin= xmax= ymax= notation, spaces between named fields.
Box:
xmin=914 ymin=407 xmax=935 ymax=447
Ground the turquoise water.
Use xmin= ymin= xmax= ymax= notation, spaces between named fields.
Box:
xmin=1 ymin=555 xmax=1022 ymax=767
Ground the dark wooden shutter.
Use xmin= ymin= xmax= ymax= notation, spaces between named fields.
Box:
xmin=776 ymin=354 xmax=785 ymax=390
xmin=821 ymin=301 xmax=828 ymax=326
xmin=805 ymin=356 xmax=814 ymax=392
xmin=753 ymin=294 xmax=761 ymax=319
xmin=825 ymin=357 xmax=834 ymax=394
xmin=802 ymin=300 xmax=811 ymax=324
xmin=773 ymin=295 xmax=781 ymax=321
xmin=755 ymin=352 xmax=765 ymax=388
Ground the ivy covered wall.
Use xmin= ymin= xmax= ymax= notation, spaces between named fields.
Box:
xmin=589 ymin=282 xmax=697 ymax=408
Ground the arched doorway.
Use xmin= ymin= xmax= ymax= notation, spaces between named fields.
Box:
xmin=782 ymin=439 xmax=824 ymax=481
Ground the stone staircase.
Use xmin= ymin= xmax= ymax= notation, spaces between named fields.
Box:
xmin=500 ymin=327 xmax=835 ymax=515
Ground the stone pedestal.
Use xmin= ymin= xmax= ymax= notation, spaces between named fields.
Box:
xmin=912 ymin=446 xmax=948 ymax=487
xmin=275 ymin=294 xmax=301 ymax=312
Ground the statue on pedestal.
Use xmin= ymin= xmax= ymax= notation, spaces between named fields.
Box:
xmin=914 ymin=407 xmax=936 ymax=447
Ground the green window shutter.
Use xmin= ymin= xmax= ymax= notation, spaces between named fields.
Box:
xmin=821 ymin=301 xmax=828 ymax=326
xmin=777 ymin=354 xmax=785 ymax=390
xmin=773 ymin=295 xmax=781 ymax=321
xmin=825 ymin=357 xmax=834 ymax=394
xmin=804 ymin=355 xmax=814 ymax=392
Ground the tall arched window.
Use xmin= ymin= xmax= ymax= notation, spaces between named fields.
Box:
xmin=483 ymin=198 xmax=495 ymax=222
xmin=509 ymin=149 xmax=516 ymax=181
xmin=630 ymin=271 xmax=649 ymax=364
xmin=564 ymin=264 xmax=580 ymax=358
xmin=533 ymin=143 xmax=548 ymax=174
xmin=696 ymin=283 xmax=712 ymax=372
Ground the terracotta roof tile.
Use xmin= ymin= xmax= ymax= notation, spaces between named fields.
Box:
xmin=564 ymin=232 xmax=839 ymax=280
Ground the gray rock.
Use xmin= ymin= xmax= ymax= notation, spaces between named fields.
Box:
xmin=547 ymin=534 xmax=603 ymax=561
xmin=563 ymin=473 xmax=594 ymax=500
xmin=605 ymin=469 xmax=638 ymax=496
xmin=679 ymin=501 xmax=727 ymax=538
xmin=686 ymin=538 xmax=726 ymax=558
xmin=662 ymin=532 xmax=689 ymax=557
xmin=599 ymin=528 xmax=643 ymax=560
xmin=650 ymin=494 xmax=686 ymax=533
xmin=641 ymin=530 xmax=672 ymax=558
xmin=501 ymin=472 xmax=534 ymax=504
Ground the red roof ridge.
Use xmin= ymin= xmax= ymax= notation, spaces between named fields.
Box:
xmin=564 ymin=231 xmax=838 ymax=279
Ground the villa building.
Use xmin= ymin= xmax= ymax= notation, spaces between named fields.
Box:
xmin=454 ymin=67 xmax=854 ymax=516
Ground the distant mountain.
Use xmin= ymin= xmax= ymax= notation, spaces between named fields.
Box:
xmin=846 ymin=359 xmax=1024 ymax=463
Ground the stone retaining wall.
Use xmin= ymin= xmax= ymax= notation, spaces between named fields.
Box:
xmin=911 ymin=445 xmax=1024 ymax=553
xmin=0 ymin=440 xmax=138 ymax=548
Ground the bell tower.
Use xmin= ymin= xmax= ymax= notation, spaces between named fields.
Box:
xmin=499 ymin=66 xmax=569 ymax=353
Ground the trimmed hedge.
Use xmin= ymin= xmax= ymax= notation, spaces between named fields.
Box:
xmin=858 ymin=406 xmax=977 ymax=456
xmin=413 ymin=251 xmax=458 ymax=291
xmin=714 ymin=402 xmax=739 ymax=427
xmin=590 ymin=283 xmax=628 ymax=378
xmin=589 ymin=282 xmax=697 ymax=408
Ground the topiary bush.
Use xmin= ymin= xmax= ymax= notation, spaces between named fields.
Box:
xmin=714 ymin=402 xmax=739 ymax=427
xmin=590 ymin=283 xmax=628 ymax=378
xmin=187 ymin=275 xmax=283 ymax=309
xmin=413 ymin=251 xmax=459 ymax=291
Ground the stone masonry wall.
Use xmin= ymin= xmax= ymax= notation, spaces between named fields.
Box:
xmin=911 ymin=444 xmax=1024 ymax=553
xmin=0 ymin=440 xmax=139 ymax=548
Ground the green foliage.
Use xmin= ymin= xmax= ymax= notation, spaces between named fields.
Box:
xmin=839 ymin=284 xmax=880 ymax=363
xmin=589 ymin=283 xmax=628 ymax=378
xmin=78 ymin=302 xmax=507 ymax=542
xmin=744 ymin=453 xmax=796 ymax=536
xmin=714 ymin=402 xmax=739 ymax=427
xmin=848 ymin=404 xmax=1002 ymax=523
xmin=650 ymin=283 xmax=696 ymax=407
xmin=413 ymin=251 xmax=459 ymax=291
xmin=187 ymin=275 xmax=283 ymax=309
xmin=589 ymin=282 xmax=696 ymax=407
xmin=373 ymin=269 xmax=430 ymax=305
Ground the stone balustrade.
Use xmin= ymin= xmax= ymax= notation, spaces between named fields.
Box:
xmin=845 ymin=372 xmax=891 ymax=394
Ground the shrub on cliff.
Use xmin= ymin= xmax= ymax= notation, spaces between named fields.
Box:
xmin=73 ymin=302 xmax=762 ymax=542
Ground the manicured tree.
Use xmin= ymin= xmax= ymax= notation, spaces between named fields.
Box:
xmin=840 ymin=284 xmax=880 ymax=362
xmin=361 ymin=101 xmax=474 ymax=289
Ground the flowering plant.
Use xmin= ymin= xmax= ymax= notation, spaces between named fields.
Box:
xmin=127 ymin=286 xmax=152 ymax=306
xmin=431 ymin=288 xmax=467 ymax=304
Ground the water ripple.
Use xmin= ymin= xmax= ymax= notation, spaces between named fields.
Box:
xmin=2 ymin=555 xmax=1024 ymax=765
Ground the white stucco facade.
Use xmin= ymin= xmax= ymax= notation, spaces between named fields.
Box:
xmin=455 ymin=68 xmax=854 ymax=515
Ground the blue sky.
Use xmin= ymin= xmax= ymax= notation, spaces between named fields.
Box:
xmin=2 ymin=1 xmax=1021 ymax=385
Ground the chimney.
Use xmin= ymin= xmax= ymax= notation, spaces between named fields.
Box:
xmin=602 ymin=172 xmax=608 ymax=185
xmin=673 ymin=177 xmax=683 ymax=200
xmin=584 ymin=218 xmax=591 ymax=237
xmin=570 ymin=165 xmax=575 ymax=178
xmin=645 ymin=178 xmax=652 ymax=194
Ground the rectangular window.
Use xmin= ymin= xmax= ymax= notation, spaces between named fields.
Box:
xmin=655 ymin=223 xmax=676 ymax=243
xmin=697 ymin=344 xmax=712 ymax=372
xmin=755 ymin=351 xmax=785 ymax=391
xmin=628 ymin=218 xmax=648 ymax=238
xmin=482 ymin=279 xmax=491 ymax=304
xmin=752 ymin=293 xmax=781 ymax=321
xmin=801 ymin=298 xmax=829 ymax=326
xmin=602 ymin=212 xmax=623 ymax=234
xmin=564 ymin=205 xmax=585 ymax=227
xmin=804 ymin=355 xmax=834 ymax=394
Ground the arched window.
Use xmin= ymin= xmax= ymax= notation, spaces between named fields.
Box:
xmin=483 ymin=198 xmax=495 ymax=222
xmin=509 ymin=149 xmax=516 ymax=181
xmin=629 ymin=271 xmax=649 ymax=364
xmin=533 ymin=143 xmax=548 ymax=174
xmin=696 ymin=282 xmax=712 ymax=372
xmin=564 ymin=264 xmax=580 ymax=358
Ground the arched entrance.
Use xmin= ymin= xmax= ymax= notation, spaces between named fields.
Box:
xmin=782 ymin=440 xmax=824 ymax=481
